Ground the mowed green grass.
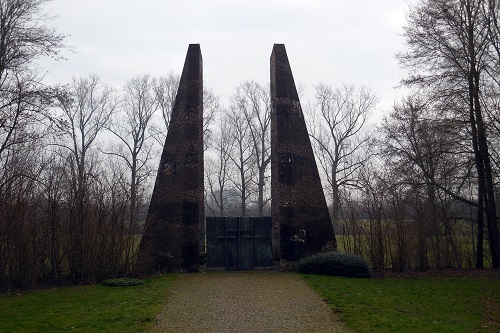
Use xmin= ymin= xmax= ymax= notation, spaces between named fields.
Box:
xmin=2 ymin=272 xmax=499 ymax=333
xmin=0 ymin=274 xmax=177 ymax=333
xmin=303 ymin=274 xmax=500 ymax=333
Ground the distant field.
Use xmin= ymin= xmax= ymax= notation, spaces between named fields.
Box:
xmin=303 ymin=274 xmax=500 ymax=333
xmin=335 ymin=231 xmax=489 ymax=269
xmin=0 ymin=274 xmax=177 ymax=333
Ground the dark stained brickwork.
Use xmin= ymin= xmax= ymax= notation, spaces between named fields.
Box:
xmin=136 ymin=44 xmax=204 ymax=274
xmin=270 ymin=44 xmax=337 ymax=262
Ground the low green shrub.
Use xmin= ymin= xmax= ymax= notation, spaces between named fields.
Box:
xmin=102 ymin=278 xmax=145 ymax=286
xmin=296 ymin=252 xmax=372 ymax=278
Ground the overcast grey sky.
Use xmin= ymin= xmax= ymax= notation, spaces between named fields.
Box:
xmin=40 ymin=0 xmax=413 ymax=117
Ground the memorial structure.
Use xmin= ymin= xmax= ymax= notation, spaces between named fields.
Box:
xmin=136 ymin=43 xmax=336 ymax=274
xmin=135 ymin=44 xmax=204 ymax=274
xmin=270 ymin=44 xmax=337 ymax=262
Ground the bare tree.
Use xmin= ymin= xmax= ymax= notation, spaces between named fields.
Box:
xmin=398 ymin=0 xmax=500 ymax=267
xmin=106 ymin=74 xmax=157 ymax=269
xmin=381 ymin=96 xmax=475 ymax=268
xmin=0 ymin=0 xmax=66 ymax=187
xmin=359 ymin=163 xmax=388 ymax=269
xmin=484 ymin=88 xmax=500 ymax=182
xmin=202 ymin=87 xmax=220 ymax=150
xmin=150 ymin=73 xmax=179 ymax=146
xmin=307 ymin=83 xmax=377 ymax=223
xmin=0 ymin=74 xmax=52 ymax=186
xmin=151 ymin=73 xmax=218 ymax=150
xmin=0 ymin=0 xmax=65 ymax=81
xmin=485 ymin=0 xmax=500 ymax=85
xmin=205 ymin=112 xmax=234 ymax=216
xmin=0 ymin=0 xmax=70 ymax=289
xmin=232 ymin=81 xmax=271 ymax=216
xmin=56 ymin=74 xmax=117 ymax=281
xmin=225 ymin=103 xmax=255 ymax=216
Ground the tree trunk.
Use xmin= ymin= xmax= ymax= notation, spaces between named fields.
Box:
xmin=467 ymin=12 xmax=500 ymax=266
xmin=331 ymin=169 xmax=341 ymax=224
xmin=257 ymin=167 xmax=265 ymax=216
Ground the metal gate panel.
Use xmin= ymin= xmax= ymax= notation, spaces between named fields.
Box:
xmin=252 ymin=217 xmax=272 ymax=267
xmin=225 ymin=217 xmax=240 ymax=270
xmin=206 ymin=217 xmax=272 ymax=270
xmin=239 ymin=217 xmax=253 ymax=270
xmin=206 ymin=217 xmax=225 ymax=268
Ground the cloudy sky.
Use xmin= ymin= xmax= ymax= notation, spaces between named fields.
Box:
xmin=40 ymin=0 xmax=414 ymax=118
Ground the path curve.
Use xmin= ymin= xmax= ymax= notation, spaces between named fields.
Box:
xmin=148 ymin=271 xmax=351 ymax=333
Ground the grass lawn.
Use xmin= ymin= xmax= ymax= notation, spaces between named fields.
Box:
xmin=303 ymin=274 xmax=500 ymax=333
xmin=0 ymin=274 xmax=177 ymax=333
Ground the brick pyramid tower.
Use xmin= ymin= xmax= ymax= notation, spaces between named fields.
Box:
xmin=270 ymin=44 xmax=337 ymax=262
xmin=136 ymin=44 xmax=204 ymax=274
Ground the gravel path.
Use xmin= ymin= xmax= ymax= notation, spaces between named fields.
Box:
xmin=148 ymin=271 xmax=352 ymax=333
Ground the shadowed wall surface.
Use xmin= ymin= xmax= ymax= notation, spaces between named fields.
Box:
xmin=136 ymin=44 xmax=204 ymax=274
xmin=270 ymin=44 xmax=336 ymax=262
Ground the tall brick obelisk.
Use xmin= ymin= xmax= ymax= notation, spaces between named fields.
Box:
xmin=270 ymin=44 xmax=336 ymax=263
xmin=136 ymin=44 xmax=204 ymax=274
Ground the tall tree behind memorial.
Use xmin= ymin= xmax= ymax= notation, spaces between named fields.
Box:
xmin=381 ymin=97 xmax=473 ymax=268
xmin=56 ymin=75 xmax=117 ymax=281
xmin=225 ymin=103 xmax=255 ymax=216
xmin=232 ymin=81 xmax=271 ymax=216
xmin=205 ymin=112 xmax=235 ymax=216
xmin=0 ymin=0 xmax=66 ymax=288
xmin=107 ymin=74 xmax=158 ymax=271
xmin=0 ymin=0 xmax=65 ymax=187
xmin=307 ymin=84 xmax=377 ymax=223
xmin=152 ymin=73 xmax=218 ymax=151
xmin=398 ymin=0 xmax=500 ymax=267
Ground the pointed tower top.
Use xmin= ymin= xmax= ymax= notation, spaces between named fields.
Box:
xmin=270 ymin=44 xmax=299 ymax=101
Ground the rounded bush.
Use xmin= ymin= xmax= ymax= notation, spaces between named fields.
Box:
xmin=296 ymin=252 xmax=372 ymax=278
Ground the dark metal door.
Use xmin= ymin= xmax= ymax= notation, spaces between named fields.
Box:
xmin=206 ymin=217 xmax=272 ymax=270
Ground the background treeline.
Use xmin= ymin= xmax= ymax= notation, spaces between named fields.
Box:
xmin=1 ymin=0 xmax=500 ymax=290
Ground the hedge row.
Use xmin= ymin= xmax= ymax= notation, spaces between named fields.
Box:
xmin=296 ymin=252 xmax=372 ymax=278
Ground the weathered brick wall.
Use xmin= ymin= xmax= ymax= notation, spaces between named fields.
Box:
xmin=136 ymin=44 xmax=204 ymax=274
xmin=270 ymin=44 xmax=337 ymax=262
